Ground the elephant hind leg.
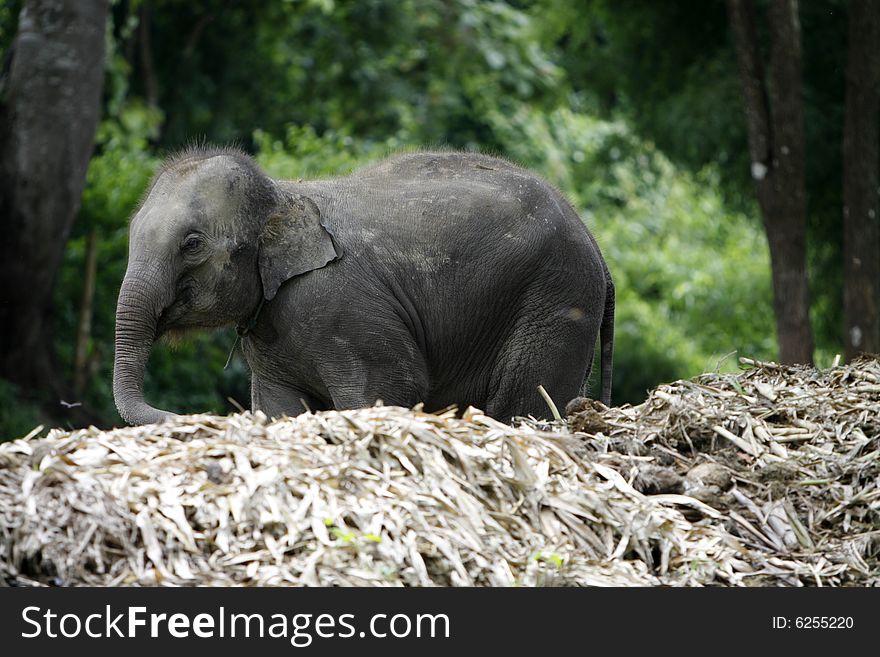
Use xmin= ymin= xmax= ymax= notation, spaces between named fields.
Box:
xmin=485 ymin=309 xmax=597 ymax=423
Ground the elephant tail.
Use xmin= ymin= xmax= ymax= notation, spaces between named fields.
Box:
xmin=599 ymin=272 xmax=615 ymax=406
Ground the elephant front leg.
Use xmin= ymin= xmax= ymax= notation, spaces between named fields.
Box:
xmin=319 ymin=347 xmax=429 ymax=412
xmin=250 ymin=375 xmax=323 ymax=418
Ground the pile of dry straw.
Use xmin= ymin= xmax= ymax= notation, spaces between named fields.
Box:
xmin=1 ymin=356 xmax=878 ymax=586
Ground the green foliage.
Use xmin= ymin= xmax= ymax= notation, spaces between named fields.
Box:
xmin=0 ymin=0 xmax=21 ymax=58
xmin=0 ymin=379 xmax=44 ymax=442
xmin=253 ymin=125 xmax=397 ymax=179
xmin=128 ymin=0 xmax=562 ymax=150
xmin=533 ymin=0 xmax=848 ymax=354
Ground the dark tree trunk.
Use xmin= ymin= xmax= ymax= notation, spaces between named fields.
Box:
xmin=139 ymin=2 xmax=159 ymax=110
xmin=74 ymin=228 xmax=99 ymax=396
xmin=728 ymin=0 xmax=814 ymax=364
xmin=0 ymin=0 xmax=108 ymax=407
xmin=843 ymin=0 xmax=880 ymax=359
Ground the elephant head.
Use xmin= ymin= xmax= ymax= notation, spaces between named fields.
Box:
xmin=113 ymin=148 xmax=341 ymax=425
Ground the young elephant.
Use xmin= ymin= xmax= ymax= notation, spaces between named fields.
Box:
xmin=113 ymin=147 xmax=614 ymax=425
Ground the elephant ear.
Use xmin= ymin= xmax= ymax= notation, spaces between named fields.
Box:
xmin=258 ymin=193 xmax=342 ymax=300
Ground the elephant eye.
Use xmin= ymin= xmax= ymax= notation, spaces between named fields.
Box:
xmin=181 ymin=234 xmax=203 ymax=254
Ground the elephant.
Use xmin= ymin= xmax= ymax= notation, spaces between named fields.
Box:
xmin=113 ymin=147 xmax=614 ymax=425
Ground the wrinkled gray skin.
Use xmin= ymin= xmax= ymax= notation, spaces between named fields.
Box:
xmin=113 ymin=148 xmax=614 ymax=425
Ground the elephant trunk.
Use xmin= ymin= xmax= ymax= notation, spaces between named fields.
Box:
xmin=113 ymin=273 xmax=175 ymax=425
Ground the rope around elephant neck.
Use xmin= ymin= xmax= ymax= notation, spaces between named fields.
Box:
xmin=224 ymin=297 xmax=266 ymax=370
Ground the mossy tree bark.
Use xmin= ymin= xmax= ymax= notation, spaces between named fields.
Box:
xmin=0 ymin=0 xmax=108 ymax=413
xmin=728 ymin=0 xmax=814 ymax=364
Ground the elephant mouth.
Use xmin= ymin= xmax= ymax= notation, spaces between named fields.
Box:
xmin=156 ymin=307 xmax=201 ymax=346
xmin=155 ymin=297 xmax=224 ymax=342
xmin=155 ymin=301 xmax=186 ymax=337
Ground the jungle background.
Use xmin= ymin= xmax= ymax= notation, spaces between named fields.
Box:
xmin=0 ymin=0 xmax=877 ymax=437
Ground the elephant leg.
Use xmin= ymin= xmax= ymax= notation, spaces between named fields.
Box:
xmin=319 ymin=330 xmax=430 ymax=411
xmin=251 ymin=375 xmax=323 ymax=418
xmin=486 ymin=309 xmax=597 ymax=422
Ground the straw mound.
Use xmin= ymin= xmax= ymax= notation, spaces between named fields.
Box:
xmin=1 ymin=356 xmax=878 ymax=587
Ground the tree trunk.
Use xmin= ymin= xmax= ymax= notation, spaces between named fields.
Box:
xmin=139 ymin=2 xmax=159 ymax=110
xmin=842 ymin=0 xmax=880 ymax=359
xmin=0 ymin=0 xmax=108 ymax=405
xmin=728 ymin=0 xmax=814 ymax=364
xmin=73 ymin=228 xmax=99 ymax=397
